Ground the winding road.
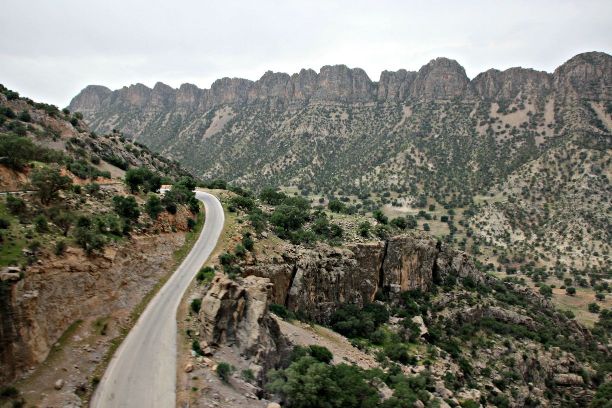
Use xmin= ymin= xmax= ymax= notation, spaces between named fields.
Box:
xmin=91 ymin=191 xmax=224 ymax=408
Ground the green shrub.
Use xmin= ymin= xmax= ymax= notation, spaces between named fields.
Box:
xmin=54 ymin=240 xmax=67 ymax=256
xmin=191 ymin=339 xmax=203 ymax=356
xmin=6 ymin=195 xmax=26 ymax=215
xmin=309 ymin=345 xmax=333 ymax=364
xmin=190 ymin=298 xmax=202 ymax=314
xmin=34 ymin=215 xmax=49 ymax=233
xmin=0 ymin=218 xmax=10 ymax=229
xmin=242 ymin=233 xmax=254 ymax=251
xmin=112 ymin=195 xmax=140 ymax=222
xmin=216 ymin=362 xmax=233 ymax=383
xmin=269 ymin=303 xmax=295 ymax=320
xmin=196 ymin=266 xmax=215 ymax=284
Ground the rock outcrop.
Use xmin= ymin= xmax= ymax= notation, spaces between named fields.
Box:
xmin=198 ymin=274 xmax=288 ymax=372
xmin=70 ymin=52 xmax=612 ymax=117
xmin=0 ymin=234 xmax=185 ymax=384
xmin=243 ymin=233 xmax=489 ymax=322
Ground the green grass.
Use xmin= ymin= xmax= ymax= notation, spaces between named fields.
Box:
xmin=0 ymin=201 xmax=27 ymax=267
xmin=44 ymin=319 xmax=83 ymax=363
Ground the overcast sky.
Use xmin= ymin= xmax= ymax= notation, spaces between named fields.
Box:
xmin=1 ymin=0 xmax=610 ymax=107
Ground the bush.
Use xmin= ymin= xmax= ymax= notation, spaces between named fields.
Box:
xmin=18 ymin=110 xmax=31 ymax=122
xmin=124 ymin=167 xmax=161 ymax=193
xmin=216 ymin=362 xmax=233 ymax=383
xmin=269 ymin=303 xmax=295 ymax=320
xmin=390 ymin=217 xmax=407 ymax=230
xmin=588 ymin=303 xmax=601 ymax=314
xmin=565 ymin=287 xmax=576 ymax=296
xmin=591 ymin=381 xmax=612 ymax=408
xmin=234 ymin=243 xmax=246 ymax=257
xmin=190 ymin=298 xmax=202 ymax=314
xmin=34 ymin=215 xmax=49 ymax=233
xmin=219 ymin=252 xmax=235 ymax=265
xmin=196 ymin=266 xmax=215 ymax=284
xmin=85 ymin=183 xmax=101 ymax=195
xmin=242 ymin=233 xmax=254 ymax=251
xmin=191 ymin=339 xmax=203 ymax=356
xmin=328 ymin=199 xmax=347 ymax=213
xmin=259 ymin=187 xmax=287 ymax=205
xmin=241 ymin=368 xmax=255 ymax=383
xmin=309 ymin=345 xmax=333 ymax=364
xmin=270 ymin=204 xmax=309 ymax=232
xmin=112 ymin=195 xmax=140 ymax=222
xmin=373 ymin=209 xmax=388 ymax=224
xmin=358 ymin=221 xmax=371 ymax=237
xmin=74 ymin=225 xmax=106 ymax=255
xmin=228 ymin=196 xmax=255 ymax=212
xmin=539 ymin=284 xmax=552 ymax=298
xmin=54 ymin=240 xmax=67 ymax=256
xmin=0 ymin=218 xmax=9 ymax=229
xmin=6 ymin=194 xmax=26 ymax=215
xmin=187 ymin=218 xmax=196 ymax=230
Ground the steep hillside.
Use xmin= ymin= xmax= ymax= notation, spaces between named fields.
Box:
xmin=0 ymin=85 xmax=204 ymax=406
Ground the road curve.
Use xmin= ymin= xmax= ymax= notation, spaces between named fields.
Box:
xmin=91 ymin=191 xmax=224 ymax=408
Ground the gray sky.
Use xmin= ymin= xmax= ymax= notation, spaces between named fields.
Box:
xmin=1 ymin=0 xmax=610 ymax=107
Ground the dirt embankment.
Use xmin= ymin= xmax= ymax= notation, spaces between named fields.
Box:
xmin=1 ymin=231 xmax=186 ymax=406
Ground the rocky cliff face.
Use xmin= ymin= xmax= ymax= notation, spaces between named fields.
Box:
xmin=471 ymin=67 xmax=552 ymax=100
xmin=0 ymin=234 xmax=184 ymax=384
xmin=242 ymin=233 xmax=483 ymax=322
xmin=71 ymin=52 xmax=611 ymax=116
xmin=198 ymin=274 xmax=289 ymax=372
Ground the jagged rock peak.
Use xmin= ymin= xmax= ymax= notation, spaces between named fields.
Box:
xmin=410 ymin=57 xmax=470 ymax=99
xmin=553 ymin=51 xmax=612 ymax=100
xmin=67 ymin=84 xmax=111 ymax=112
xmin=471 ymin=67 xmax=552 ymax=100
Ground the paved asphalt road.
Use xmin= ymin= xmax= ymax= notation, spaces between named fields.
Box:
xmin=91 ymin=191 xmax=224 ymax=408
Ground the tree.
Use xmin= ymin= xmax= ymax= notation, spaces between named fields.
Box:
xmin=373 ymin=209 xmax=388 ymax=225
xmin=260 ymin=187 xmax=286 ymax=205
xmin=358 ymin=221 xmax=371 ymax=237
xmin=74 ymin=224 xmax=106 ymax=255
xmin=328 ymin=199 xmax=347 ymax=213
xmin=588 ymin=303 xmax=601 ymax=314
xmin=6 ymin=194 xmax=26 ymax=215
xmin=406 ymin=215 xmax=418 ymax=229
xmin=52 ymin=212 xmax=74 ymax=236
xmin=112 ymin=195 xmax=140 ymax=222
xmin=538 ymin=284 xmax=553 ymax=298
xmin=565 ymin=287 xmax=576 ymax=296
xmin=0 ymin=133 xmax=37 ymax=169
xmin=390 ymin=217 xmax=407 ymax=230
xmin=423 ymin=223 xmax=431 ymax=232
xmin=145 ymin=194 xmax=163 ymax=220
xmin=31 ymin=166 xmax=72 ymax=205
xmin=595 ymin=292 xmax=605 ymax=301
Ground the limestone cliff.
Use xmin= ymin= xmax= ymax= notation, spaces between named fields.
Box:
xmin=243 ymin=233 xmax=484 ymax=323
xmin=198 ymin=274 xmax=289 ymax=372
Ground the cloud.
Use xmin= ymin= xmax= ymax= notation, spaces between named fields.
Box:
xmin=0 ymin=0 xmax=610 ymax=106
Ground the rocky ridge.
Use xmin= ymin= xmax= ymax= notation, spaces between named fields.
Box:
xmin=70 ymin=52 xmax=610 ymax=114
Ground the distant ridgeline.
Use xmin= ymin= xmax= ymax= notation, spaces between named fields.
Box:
xmin=69 ymin=52 xmax=610 ymax=204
